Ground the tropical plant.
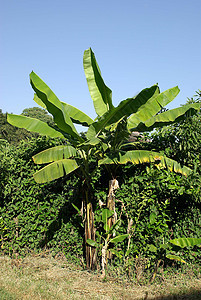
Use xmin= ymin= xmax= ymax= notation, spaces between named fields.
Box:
xmin=7 ymin=48 xmax=200 ymax=269
xmin=87 ymin=208 xmax=128 ymax=277
xmin=148 ymin=237 xmax=201 ymax=282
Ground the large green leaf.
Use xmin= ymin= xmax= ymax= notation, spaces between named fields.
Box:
xmin=99 ymin=150 xmax=192 ymax=176
xmin=34 ymin=93 xmax=93 ymax=127
xmin=110 ymin=234 xmax=129 ymax=244
xmin=86 ymin=85 xmax=159 ymax=139
xmin=7 ymin=114 xmax=64 ymax=138
xmin=62 ymin=102 xmax=93 ymax=127
xmin=170 ymin=238 xmax=201 ymax=248
xmin=83 ymin=48 xmax=113 ymax=117
xmin=30 ymin=72 xmax=82 ymax=141
xmin=34 ymin=93 xmax=47 ymax=109
xmin=33 ymin=145 xmax=77 ymax=164
xmin=135 ymin=102 xmax=201 ymax=132
xmin=33 ymin=159 xmax=79 ymax=183
xmin=127 ymin=86 xmax=180 ymax=130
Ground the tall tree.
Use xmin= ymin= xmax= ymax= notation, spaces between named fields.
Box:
xmin=7 ymin=48 xmax=200 ymax=269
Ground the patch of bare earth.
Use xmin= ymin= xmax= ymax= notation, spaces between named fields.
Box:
xmin=0 ymin=254 xmax=200 ymax=299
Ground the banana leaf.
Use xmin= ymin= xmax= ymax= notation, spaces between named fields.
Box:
xmin=134 ymin=102 xmax=201 ymax=132
xmin=30 ymin=72 xmax=82 ymax=141
xmin=166 ymin=254 xmax=186 ymax=263
xmin=127 ymin=86 xmax=180 ymax=130
xmin=99 ymin=150 xmax=192 ymax=176
xmin=34 ymin=93 xmax=94 ymax=127
xmin=83 ymin=48 xmax=113 ymax=117
xmin=7 ymin=114 xmax=64 ymax=138
xmin=86 ymin=85 xmax=159 ymax=139
xmin=33 ymin=159 xmax=79 ymax=183
xmin=170 ymin=238 xmax=201 ymax=248
xmin=33 ymin=145 xmax=77 ymax=164
xmin=110 ymin=234 xmax=129 ymax=244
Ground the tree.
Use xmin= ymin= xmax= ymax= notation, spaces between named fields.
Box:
xmin=0 ymin=107 xmax=55 ymax=145
xmin=7 ymin=48 xmax=200 ymax=269
xmin=21 ymin=107 xmax=54 ymax=126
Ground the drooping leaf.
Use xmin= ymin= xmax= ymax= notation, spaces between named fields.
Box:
xmin=169 ymin=238 xmax=201 ymax=248
xmin=7 ymin=114 xmax=64 ymax=138
xmin=83 ymin=48 xmax=113 ymax=117
xmin=135 ymin=102 xmax=201 ymax=132
xmin=166 ymin=254 xmax=186 ymax=264
xmin=99 ymin=150 xmax=192 ymax=176
xmin=33 ymin=159 xmax=79 ymax=183
xmin=33 ymin=145 xmax=77 ymax=164
xmin=127 ymin=86 xmax=180 ymax=130
xmin=30 ymin=71 xmax=82 ymax=141
xmin=110 ymin=234 xmax=129 ymax=244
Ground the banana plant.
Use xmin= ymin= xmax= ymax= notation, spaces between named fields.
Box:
xmin=7 ymin=48 xmax=200 ymax=269
xmin=87 ymin=208 xmax=129 ymax=277
xmin=148 ymin=237 xmax=201 ymax=282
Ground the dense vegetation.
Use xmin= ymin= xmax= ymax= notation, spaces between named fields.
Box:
xmin=0 ymin=93 xmax=200 ymax=280
xmin=0 ymin=47 xmax=200 ymax=280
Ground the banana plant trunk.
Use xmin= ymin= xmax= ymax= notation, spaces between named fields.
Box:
xmin=106 ymin=179 xmax=119 ymax=259
xmin=84 ymin=189 xmax=97 ymax=270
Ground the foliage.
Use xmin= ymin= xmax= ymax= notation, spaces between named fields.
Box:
xmin=5 ymin=48 xmax=201 ymax=273
xmin=0 ymin=107 xmax=55 ymax=145
xmin=0 ymin=109 xmax=33 ymax=144
xmin=0 ymin=138 xmax=83 ymax=262
xmin=87 ymin=208 xmax=128 ymax=276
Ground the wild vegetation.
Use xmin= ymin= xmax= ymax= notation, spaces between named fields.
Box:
xmin=0 ymin=50 xmax=201 ymax=297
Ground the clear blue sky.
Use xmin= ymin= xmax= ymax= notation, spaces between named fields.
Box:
xmin=1 ymin=0 xmax=201 ymax=120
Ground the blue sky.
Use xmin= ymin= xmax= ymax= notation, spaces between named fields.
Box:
xmin=1 ymin=0 xmax=201 ymax=120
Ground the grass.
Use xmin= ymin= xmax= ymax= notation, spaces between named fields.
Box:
xmin=0 ymin=253 xmax=201 ymax=299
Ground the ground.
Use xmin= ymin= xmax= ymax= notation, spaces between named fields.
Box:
xmin=0 ymin=253 xmax=201 ymax=299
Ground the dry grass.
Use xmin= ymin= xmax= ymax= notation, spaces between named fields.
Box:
xmin=0 ymin=253 xmax=201 ymax=300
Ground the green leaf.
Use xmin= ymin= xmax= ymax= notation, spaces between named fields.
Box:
xmin=33 ymin=159 xmax=79 ymax=183
xmin=166 ymin=254 xmax=186 ymax=264
xmin=34 ymin=94 xmax=94 ymax=127
xmin=169 ymin=238 xmax=201 ymax=248
xmin=83 ymin=48 xmax=113 ymax=116
xmin=33 ymin=145 xmax=77 ymax=164
xmin=99 ymin=150 xmax=192 ymax=177
xmin=149 ymin=212 xmax=157 ymax=224
xmin=110 ymin=234 xmax=129 ymax=244
xmin=127 ymin=86 xmax=180 ymax=130
xmin=136 ymin=102 xmax=201 ymax=132
xmin=110 ymin=249 xmax=123 ymax=258
xmin=106 ymin=219 xmax=121 ymax=235
xmin=71 ymin=203 xmax=81 ymax=214
xmin=61 ymin=102 xmax=94 ymax=127
xmin=147 ymin=244 xmax=157 ymax=252
xmin=30 ymin=71 xmax=82 ymax=141
xmin=34 ymin=93 xmax=47 ymax=109
xmin=87 ymin=85 xmax=159 ymax=139
xmin=7 ymin=114 xmax=64 ymax=138
xmin=102 ymin=209 xmax=114 ymax=232
xmin=86 ymin=239 xmax=98 ymax=247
